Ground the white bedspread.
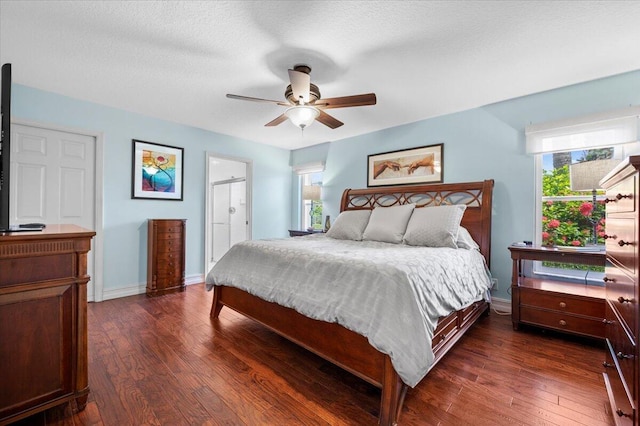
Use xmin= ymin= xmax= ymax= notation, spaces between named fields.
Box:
xmin=205 ymin=234 xmax=492 ymax=387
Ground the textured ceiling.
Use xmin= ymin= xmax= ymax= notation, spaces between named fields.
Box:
xmin=1 ymin=1 xmax=640 ymax=150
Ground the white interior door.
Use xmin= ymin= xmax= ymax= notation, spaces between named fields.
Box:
xmin=11 ymin=123 xmax=98 ymax=300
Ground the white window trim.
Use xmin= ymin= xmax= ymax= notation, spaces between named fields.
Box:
xmin=530 ymin=106 xmax=640 ymax=284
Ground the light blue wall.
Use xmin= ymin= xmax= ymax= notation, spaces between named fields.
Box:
xmin=300 ymin=70 xmax=640 ymax=301
xmin=12 ymin=84 xmax=292 ymax=296
xmin=11 ymin=69 xmax=640 ymax=302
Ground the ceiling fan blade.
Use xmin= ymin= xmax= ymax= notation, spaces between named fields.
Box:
xmin=227 ymin=94 xmax=289 ymax=106
xmin=314 ymin=93 xmax=377 ymax=109
xmin=316 ymin=110 xmax=344 ymax=129
xmin=265 ymin=114 xmax=288 ymax=127
xmin=288 ymin=69 xmax=310 ymax=103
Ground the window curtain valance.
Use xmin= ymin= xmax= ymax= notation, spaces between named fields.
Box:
xmin=525 ymin=106 xmax=640 ymax=154
xmin=292 ymin=161 xmax=325 ymax=175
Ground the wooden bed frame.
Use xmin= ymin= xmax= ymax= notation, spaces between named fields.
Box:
xmin=210 ymin=180 xmax=494 ymax=425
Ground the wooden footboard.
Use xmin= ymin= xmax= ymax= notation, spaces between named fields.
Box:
xmin=211 ymin=285 xmax=489 ymax=425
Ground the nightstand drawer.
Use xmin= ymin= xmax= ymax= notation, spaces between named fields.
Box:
xmin=520 ymin=307 xmax=605 ymax=338
xmin=605 ymin=218 xmax=636 ymax=275
xmin=520 ymin=288 xmax=605 ymax=318
xmin=605 ymin=265 xmax=637 ymax=336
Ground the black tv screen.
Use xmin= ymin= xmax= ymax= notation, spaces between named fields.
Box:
xmin=0 ymin=63 xmax=10 ymax=232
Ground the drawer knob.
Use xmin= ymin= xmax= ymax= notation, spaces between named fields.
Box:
xmin=618 ymin=296 xmax=634 ymax=304
xmin=616 ymin=408 xmax=631 ymax=418
xmin=559 ymin=320 xmax=567 ymax=326
xmin=602 ymin=319 xmax=615 ymax=325
xmin=558 ymin=302 xmax=567 ymax=308
xmin=617 ymin=240 xmax=633 ymax=247
xmin=602 ymin=361 xmax=614 ymax=368
xmin=603 ymin=277 xmax=615 ymax=283
xmin=616 ymin=351 xmax=633 ymax=360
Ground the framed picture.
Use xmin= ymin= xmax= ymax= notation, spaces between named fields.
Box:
xmin=367 ymin=143 xmax=443 ymax=187
xmin=131 ymin=139 xmax=184 ymax=200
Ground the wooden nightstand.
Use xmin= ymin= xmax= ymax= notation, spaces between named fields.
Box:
xmin=509 ymin=245 xmax=606 ymax=339
xmin=288 ymin=229 xmax=323 ymax=237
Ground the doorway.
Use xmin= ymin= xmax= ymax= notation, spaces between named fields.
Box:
xmin=205 ymin=153 xmax=251 ymax=275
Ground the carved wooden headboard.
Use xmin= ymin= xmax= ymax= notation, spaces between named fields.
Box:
xmin=339 ymin=180 xmax=494 ymax=266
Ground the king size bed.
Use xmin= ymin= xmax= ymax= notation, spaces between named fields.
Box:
xmin=205 ymin=180 xmax=494 ymax=425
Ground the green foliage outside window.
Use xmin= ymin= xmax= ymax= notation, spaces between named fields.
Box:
xmin=541 ymin=165 xmax=606 ymax=248
xmin=311 ymin=202 xmax=323 ymax=230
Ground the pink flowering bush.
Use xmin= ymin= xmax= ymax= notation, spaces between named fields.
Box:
xmin=542 ymin=165 xmax=606 ymax=247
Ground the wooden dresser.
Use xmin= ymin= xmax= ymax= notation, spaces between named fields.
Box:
xmin=146 ymin=219 xmax=186 ymax=296
xmin=0 ymin=225 xmax=95 ymax=425
xmin=601 ymin=156 xmax=639 ymax=426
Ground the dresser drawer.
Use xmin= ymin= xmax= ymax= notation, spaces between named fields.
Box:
xmin=156 ymin=239 xmax=183 ymax=254
xmin=520 ymin=307 xmax=605 ymax=338
xmin=156 ymin=231 xmax=183 ymax=241
xmin=605 ymin=177 xmax=636 ymax=214
xmin=520 ymin=288 xmax=604 ymax=318
xmin=606 ymin=304 xmax=636 ymax=399
xmin=603 ymin=369 xmax=635 ymax=426
xmin=154 ymin=221 xmax=185 ymax=234
xmin=605 ymin=218 xmax=636 ymax=275
xmin=605 ymin=265 xmax=638 ymax=336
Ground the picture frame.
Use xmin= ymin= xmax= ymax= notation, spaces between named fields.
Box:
xmin=367 ymin=143 xmax=443 ymax=187
xmin=132 ymin=139 xmax=184 ymax=200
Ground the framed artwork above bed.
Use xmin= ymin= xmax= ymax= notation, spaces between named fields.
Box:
xmin=367 ymin=143 xmax=443 ymax=187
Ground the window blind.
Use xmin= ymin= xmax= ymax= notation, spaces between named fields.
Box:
xmin=525 ymin=106 xmax=640 ymax=154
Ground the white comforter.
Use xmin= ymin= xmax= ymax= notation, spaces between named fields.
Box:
xmin=205 ymin=234 xmax=492 ymax=387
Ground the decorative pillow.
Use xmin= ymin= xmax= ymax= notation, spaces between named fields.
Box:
xmin=403 ymin=204 xmax=467 ymax=248
xmin=457 ymin=226 xmax=480 ymax=250
xmin=325 ymin=210 xmax=372 ymax=241
xmin=362 ymin=204 xmax=416 ymax=244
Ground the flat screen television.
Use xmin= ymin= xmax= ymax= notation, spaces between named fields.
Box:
xmin=0 ymin=63 xmax=44 ymax=232
xmin=0 ymin=63 xmax=11 ymax=232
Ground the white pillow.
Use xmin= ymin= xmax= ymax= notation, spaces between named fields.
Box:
xmin=363 ymin=204 xmax=416 ymax=244
xmin=403 ymin=204 xmax=467 ymax=248
xmin=457 ymin=226 xmax=479 ymax=250
xmin=325 ymin=210 xmax=372 ymax=241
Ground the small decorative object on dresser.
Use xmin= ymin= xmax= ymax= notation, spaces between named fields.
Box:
xmin=147 ymin=219 xmax=186 ymax=296
xmin=600 ymin=156 xmax=639 ymax=426
xmin=509 ymin=245 xmax=606 ymax=339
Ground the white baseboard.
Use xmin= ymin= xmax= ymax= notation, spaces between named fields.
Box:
xmin=491 ymin=297 xmax=511 ymax=314
xmin=100 ymin=274 xmax=204 ymax=301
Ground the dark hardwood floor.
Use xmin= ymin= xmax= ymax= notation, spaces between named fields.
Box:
xmin=14 ymin=284 xmax=613 ymax=426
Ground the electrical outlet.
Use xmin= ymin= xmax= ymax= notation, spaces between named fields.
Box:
xmin=491 ymin=278 xmax=498 ymax=290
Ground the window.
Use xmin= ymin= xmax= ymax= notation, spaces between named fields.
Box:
xmin=300 ymin=171 xmax=323 ymax=231
xmin=293 ymin=162 xmax=324 ymax=231
xmin=528 ymin=107 xmax=640 ymax=284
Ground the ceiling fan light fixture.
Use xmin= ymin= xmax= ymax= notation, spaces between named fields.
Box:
xmin=285 ymin=105 xmax=319 ymax=129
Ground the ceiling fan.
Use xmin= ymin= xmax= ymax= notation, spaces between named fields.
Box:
xmin=226 ymin=64 xmax=376 ymax=131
